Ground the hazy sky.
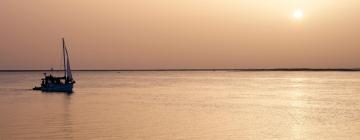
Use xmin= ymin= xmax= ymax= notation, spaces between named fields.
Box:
xmin=1 ymin=0 xmax=360 ymax=69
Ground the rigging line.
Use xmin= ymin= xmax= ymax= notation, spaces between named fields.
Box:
xmin=58 ymin=41 xmax=64 ymax=70
xmin=62 ymin=38 xmax=67 ymax=78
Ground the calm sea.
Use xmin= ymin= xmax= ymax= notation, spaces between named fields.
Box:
xmin=1 ymin=71 xmax=360 ymax=140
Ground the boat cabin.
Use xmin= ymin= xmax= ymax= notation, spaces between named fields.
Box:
xmin=41 ymin=73 xmax=74 ymax=87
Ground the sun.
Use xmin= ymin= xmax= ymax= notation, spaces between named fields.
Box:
xmin=293 ymin=9 xmax=303 ymax=20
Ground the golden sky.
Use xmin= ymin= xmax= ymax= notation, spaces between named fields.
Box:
xmin=1 ymin=0 xmax=360 ymax=69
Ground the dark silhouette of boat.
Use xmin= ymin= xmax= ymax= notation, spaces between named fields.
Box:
xmin=33 ymin=38 xmax=75 ymax=93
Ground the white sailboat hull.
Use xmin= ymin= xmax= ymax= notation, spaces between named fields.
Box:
xmin=41 ymin=83 xmax=74 ymax=93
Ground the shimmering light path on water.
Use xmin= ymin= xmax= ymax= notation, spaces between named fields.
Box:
xmin=1 ymin=71 xmax=360 ymax=139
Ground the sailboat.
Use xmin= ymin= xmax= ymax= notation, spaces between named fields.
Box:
xmin=33 ymin=38 xmax=76 ymax=93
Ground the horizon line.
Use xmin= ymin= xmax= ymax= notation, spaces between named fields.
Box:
xmin=1 ymin=68 xmax=360 ymax=72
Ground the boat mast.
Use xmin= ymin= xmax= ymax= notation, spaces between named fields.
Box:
xmin=62 ymin=38 xmax=67 ymax=78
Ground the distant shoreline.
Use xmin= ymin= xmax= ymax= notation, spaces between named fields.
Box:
xmin=1 ymin=68 xmax=360 ymax=72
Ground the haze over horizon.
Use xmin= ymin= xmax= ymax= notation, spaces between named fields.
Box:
xmin=1 ymin=0 xmax=360 ymax=70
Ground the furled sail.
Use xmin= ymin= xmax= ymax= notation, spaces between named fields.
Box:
xmin=62 ymin=38 xmax=73 ymax=82
xmin=65 ymin=46 xmax=73 ymax=81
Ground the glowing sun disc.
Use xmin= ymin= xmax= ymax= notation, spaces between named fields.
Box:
xmin=293 ymin=9 xmax=303 ymax=19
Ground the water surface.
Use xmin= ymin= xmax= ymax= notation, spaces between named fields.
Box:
xmin=1 ymin=71 xmax=360 ymax=139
